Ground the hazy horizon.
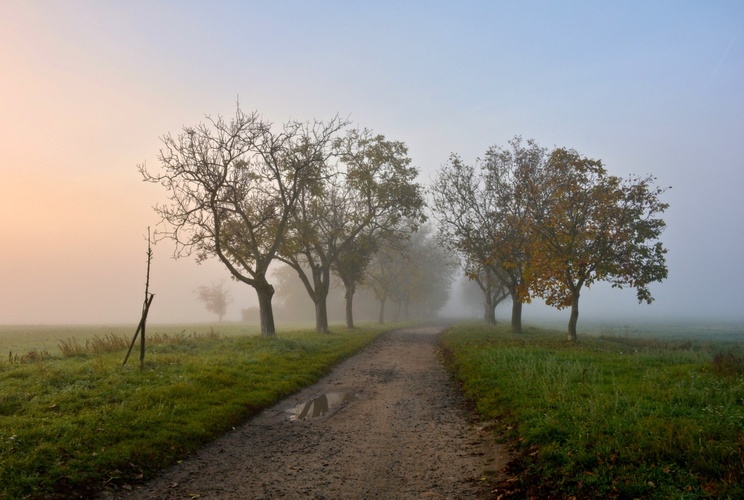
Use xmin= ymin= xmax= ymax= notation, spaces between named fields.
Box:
xmin=1 ymin=2 xmax=742 ymax=326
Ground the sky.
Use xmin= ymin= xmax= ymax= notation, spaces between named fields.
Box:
xmin=1 ymin=0 xmax=742 ymax=325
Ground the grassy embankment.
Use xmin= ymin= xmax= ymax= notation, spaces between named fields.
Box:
xmin=0 ymin=323 xmax=392 ymax=498
xmin=442 ymin=322 xmax=744 ymax=498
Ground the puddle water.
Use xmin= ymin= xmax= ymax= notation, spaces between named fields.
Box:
xmin=288 ymin=392 xmax=358 ymax=420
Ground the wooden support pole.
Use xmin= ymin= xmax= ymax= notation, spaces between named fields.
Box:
xmin=124 ymin=228 xmax=155 ymax=368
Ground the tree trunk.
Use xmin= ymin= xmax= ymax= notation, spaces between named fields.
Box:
xmin=255 ymin=280 xmax=276 ymax=337
xmin=378 ymin=294 xmax=386 ymax=324
xmin=488 ymin=304 xmax=497 ymax=325
xmin=344 ymin=280 xmax=356 ymax=329
xmin=484 ymin=293 xmax=496 ymax=325
xmin=315 ymin=296 xmax=329 ymax=333
xmin=312 ymin=265 xmax=330 ymax=333
xmin=567 ymin=292 xmax=579 ymax=343
xmin=510 ymin=294 xmax=523 ymax=333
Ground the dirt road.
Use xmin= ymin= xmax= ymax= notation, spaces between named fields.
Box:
xmin=112 ymin=325 xmax=507 ymax=499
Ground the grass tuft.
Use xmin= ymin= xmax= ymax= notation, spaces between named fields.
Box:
xmin=7 ymin=349 xmax=53 ymax=364
xmin=53 ymin=329 xmax=223 ymax=360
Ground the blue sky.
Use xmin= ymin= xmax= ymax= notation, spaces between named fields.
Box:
xmin=1 ymin=1 xmax=742 ymax=324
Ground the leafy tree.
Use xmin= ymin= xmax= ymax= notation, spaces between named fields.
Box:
xmin=517 ymin=147 xmax=669 ymax=342
xmin=195 ymin=281 xmax=233 ymax=322
xmin=365 ymin=239 xmax=402 ymax=324
xmin=479 ymin=138 xmax=548 ymax=332
xmin=140 ymin=105 xmax=343 ymax=336
xmin=278 ymin=129 xmax=424 ymax=332
xmin=456 ymin=270 xmax=501 ymax=319
xmin=431 ymin=138 xmax=545 ymax=332
xmin=365 ymin=224 xmax=456 ymax=322
xmin=332 ymin=233 xmax=377 ymax=329
xmin=277 ymin=178 xmax=348 ymax=332
xmin=462 ymin=255 xmax=509 ymax=325
xmin=399 ymin=226 xmax=458 ymax=319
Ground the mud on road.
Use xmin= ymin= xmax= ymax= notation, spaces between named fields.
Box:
xmin=110 ymin=325 xmax=508 ymax=499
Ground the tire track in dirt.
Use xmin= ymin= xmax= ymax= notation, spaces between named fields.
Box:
xmin=108 ymin=325 xmax=507 ymax=499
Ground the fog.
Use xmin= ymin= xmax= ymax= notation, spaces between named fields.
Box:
xmin=1 ymin=2 xmax=743 ymax=327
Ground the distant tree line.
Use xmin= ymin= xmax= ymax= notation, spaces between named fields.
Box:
xmin=243 ymin=224 xmax=456 ymax=325
xmin=143 ymin=107 xmax=668 ymax=342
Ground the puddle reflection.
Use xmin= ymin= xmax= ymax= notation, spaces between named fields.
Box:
xmin=288 ymin=392 xmax=358 ymax=420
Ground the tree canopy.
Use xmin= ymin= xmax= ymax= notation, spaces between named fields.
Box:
xmin=143 ymin=106 xmax=668 ymax=340
xmin=431 ymin=138 xmax=545 ymax=332
xmin=141 ymin=106 xmax=343 ymax=336
xmin=277 ymin=129 xmax=425 ymax=332
xmin=195 ymin=281 xmax=233 ymax=322
xmin=517 ymin=147 xmax=669 ymax=342
xmin=432 ymin=137 xmax=669 ymax=341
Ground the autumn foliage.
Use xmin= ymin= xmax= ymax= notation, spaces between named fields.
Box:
xmin=432 ymin=137 xmax=669 ymax=342
xmin=517 ymin=147 xmax=669 ymax=341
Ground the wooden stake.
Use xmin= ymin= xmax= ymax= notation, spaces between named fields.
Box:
xmin=124 ymin=228 xmax=155 ymax=368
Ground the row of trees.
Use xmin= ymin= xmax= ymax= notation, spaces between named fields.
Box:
xmin=143 ymin=106 xmax=669 ymax=342
xmin=255 ymin=225 xmax=456 ymax=325
xmin=141 ymin=106 xmax=427 ymax=335
xmin=431 ymin=137 xmax=669 ymax=342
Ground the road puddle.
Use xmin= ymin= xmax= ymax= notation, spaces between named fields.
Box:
xmin=288 ymin=392 xmax=358 ymax=420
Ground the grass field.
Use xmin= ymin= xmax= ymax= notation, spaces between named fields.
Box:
xmin=0 ymin=322 xmax=392 ymax=498
xmin=3 ymin=320 xmax=743 ymax=498
xmin=442 ymin=322 xmax=744 ymax=498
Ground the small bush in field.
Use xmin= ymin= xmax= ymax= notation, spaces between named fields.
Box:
xmin=712 ymin=351 xmax=744 ymax=377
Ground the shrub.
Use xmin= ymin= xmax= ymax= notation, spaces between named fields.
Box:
xmin=712 ymin=351 xmax=744 ymax=377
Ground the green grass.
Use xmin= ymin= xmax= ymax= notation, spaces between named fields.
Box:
xmin=441 ymin=322 xmax=744 ymax=498
xmin=0 ymin=323 xmax=391 ymax=499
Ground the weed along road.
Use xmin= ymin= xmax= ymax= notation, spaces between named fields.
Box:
xmin=110 ymin=325 xmax=507 ymax=499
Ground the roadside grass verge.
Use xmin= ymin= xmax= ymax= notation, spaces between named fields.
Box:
xmin=0 ymin=323 xmax=391 ymax=499
xmin=441 ymin=322 xmax=744 ymax=498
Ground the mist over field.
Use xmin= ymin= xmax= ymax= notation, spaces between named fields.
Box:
xmin=1 ymin=2 xmax=742 ymax=329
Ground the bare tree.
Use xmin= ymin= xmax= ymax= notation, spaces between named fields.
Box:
xmin=140 ymin=105 xmax=344 ymax=336
xmin=195 ymin=281 xmax=233 ymax=322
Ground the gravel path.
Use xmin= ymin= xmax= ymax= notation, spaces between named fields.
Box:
xmin=110 ymin=325 xmax=507 ymax=499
